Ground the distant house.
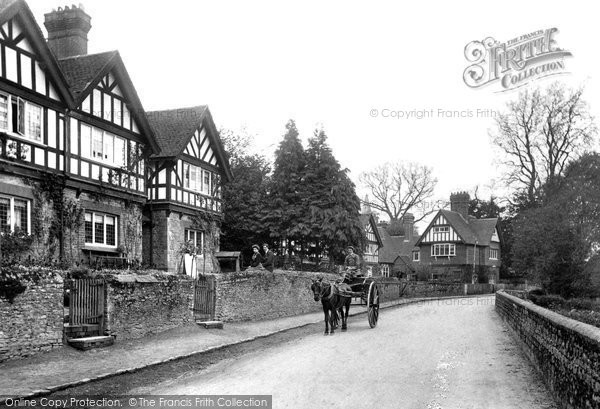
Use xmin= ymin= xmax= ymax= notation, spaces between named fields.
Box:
xmin=377 ymin=213 xmax=419 ymax=278
xmin=414 ymin=192 xmax=501 ymax=283
xmin=359 ymin=212 xmax=383 ymax=274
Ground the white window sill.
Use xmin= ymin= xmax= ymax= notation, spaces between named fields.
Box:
xmin=2 ymin=130 xmax=45 ymax=148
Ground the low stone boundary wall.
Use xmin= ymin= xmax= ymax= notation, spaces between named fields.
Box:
xmin=104 ymin=272 xmax=194 ymax=341
xmin=210 ymin=270 xmax=339 ymax=322
xmin=404 ymin=282 xmax=466 ymax=298
xmin=496 ymin=291 xmax=600 ymax=409
xmin=0 ymin=268 xmax=64 ymax=362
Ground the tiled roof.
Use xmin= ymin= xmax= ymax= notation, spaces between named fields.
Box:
xmin=377 ymin=226 xmax=419 ymax=264
xmin=0 ymin=0 xmax=17 ymax=10
xmin=469 ymin=218 xmax=498 ymax=246
xmin=436 ymin=209 xmax=498 ymax=245
xmin=57 ymin=51 xmax=117 ymax=97
xmin=146 ymin=106 xmax=208 ymax=158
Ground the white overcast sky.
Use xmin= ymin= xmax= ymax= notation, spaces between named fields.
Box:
xmin=25 ymin=0 xmax=600 ymax=223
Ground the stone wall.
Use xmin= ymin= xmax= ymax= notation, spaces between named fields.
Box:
xmin=0 ymin=268 xmax=64 ymax=362
xmin=104 ymin=272 xmax=194 ymax=340
xmin=496 ymin=291 xmax=600 ymax=409
xmin=403 ymin=281 xmax=466 ymax=298
xmin=211 ymin=270 xmax=339 ymax=322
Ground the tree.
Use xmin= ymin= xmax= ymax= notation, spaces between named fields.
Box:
xmin=219 ymin=129 xmax=271 ymax=258
xmin=492 ymin=82 xmax=596 ymax=207
xmin=359 ymin=162 xmax=437 ymax=223
xmin=302 ymin=128 xmax=365 ymax=263
xmin=511 ymin=202 xmax=586 ymax=297
xmin=265 ymin=120 xmax=308 ymax=254
xmin=510 ymin=154 xmax=600 ymax=296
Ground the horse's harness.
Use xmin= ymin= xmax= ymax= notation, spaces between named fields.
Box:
xmin=317 ymin=282 xmax=335 ymax=301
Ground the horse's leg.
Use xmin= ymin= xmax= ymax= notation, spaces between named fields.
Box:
xmin=323 ymin=305 xmax=329 ymax=335
xmin=342 ymin=299 xmax=350 ymax=331
xmin=329 ymin=306 xmax=335 ymax=334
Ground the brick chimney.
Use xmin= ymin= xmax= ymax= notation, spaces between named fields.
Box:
xmin=44 ymin=4 xmax=91 ymax=59
xmin=450 ymin=191 xmax=470 ymax=219
xmin=402 ymin=213 xmax=415 ymax=241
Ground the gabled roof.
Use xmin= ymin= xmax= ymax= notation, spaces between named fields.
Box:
xmin=57 ymin=51 xmax=116 ymax=97
xmin=416 ymin=209 xmax=499 ymax=246
xmin=359 ymin=213 xmax=383 ymax=247
xmin=146 ymin=106 xmax=232 ymax=181
xmin=58 ymin=51 xmax=159 ymax=154
xmin=377 ymin=226 xmax=419 ymax=264
xmin=0 ymin=0 xmax=74 ymax=105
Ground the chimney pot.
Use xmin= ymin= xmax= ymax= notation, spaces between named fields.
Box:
xmin=402 ymin=213 xmax=415 ymax=241
xmin=450 ymin=191 xmax=470 ymax=219
xmin=44 ymin=4 xmax=92 ymax=59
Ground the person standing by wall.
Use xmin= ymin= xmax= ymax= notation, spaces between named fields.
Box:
xmin=250 ymin=244 xmax=263 ymax=268
xmin=262 ymin=244 xmax=275 ymax=272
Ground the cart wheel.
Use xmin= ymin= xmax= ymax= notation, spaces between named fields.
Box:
xmin=367 ymin=282 xmax=380 ymax=328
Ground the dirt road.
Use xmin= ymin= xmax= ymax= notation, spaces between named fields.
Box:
xmin=134 ymin=296 xmax=556 ymax=409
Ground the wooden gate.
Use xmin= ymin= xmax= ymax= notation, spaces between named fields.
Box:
xmin=193 ymin=275 xmax=215 ymax=321
xmin=68 ymin=279 xmax=106 ymax=329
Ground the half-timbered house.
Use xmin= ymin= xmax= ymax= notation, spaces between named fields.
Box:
xmin=0 ymin=0 xmax=230 ymax=270
xmin=145 ymin=106 xmax=232 ymax=273
xmin=359 ymin=213 xmax=383 ymax=275
xmin=414 ymin=192 xmax=501 ymax=283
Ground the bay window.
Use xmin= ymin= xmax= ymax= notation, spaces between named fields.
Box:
xmin=85 ymin=211 xmax=118 ymax=247
xmin=0 ymin=195 xmax=30 ymax=234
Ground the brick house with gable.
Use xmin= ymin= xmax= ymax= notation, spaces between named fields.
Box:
xmin=414 ymin=192 xmax=501 ymax=283
xmin=377 ymin=213 xmax=419 ymax=279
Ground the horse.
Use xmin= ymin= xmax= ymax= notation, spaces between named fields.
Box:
xmin=310 ymin=278 xmax=352 ymax=335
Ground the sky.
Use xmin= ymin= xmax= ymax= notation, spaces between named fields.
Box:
xmin=25 ymin=0 xmax=600 ymax=226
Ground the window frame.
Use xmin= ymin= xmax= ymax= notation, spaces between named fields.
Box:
xmin=489 ymin=248 xmax=498 ymax=260
xmin=80 ymin=123 xmax=127 ymax=168
xmin=0 ymin=195 xmax=31 ymax=234
xmin=381 ymin=264 xmax=390 ymax=278
xmin=0 ymin=92 xmax=11 ymax=132
xmin=184 ymin=229 xmax=204 ymax=254
xmin=182 ymin=162 xmax=214 ymax=196
xmin=84 ymin=211 xmax=118 ymax=248
xmin=412 ymin=250 xmax=420 ymax=262
xmin=431 ymin=243 xmax=456 ymax=257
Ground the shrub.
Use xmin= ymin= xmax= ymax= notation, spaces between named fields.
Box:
xmin=531 ymin=294 xmax=565 ymax=309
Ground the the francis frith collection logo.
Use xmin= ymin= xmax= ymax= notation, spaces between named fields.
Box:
xmin=463 ymin=28 xmax=572 ymax=91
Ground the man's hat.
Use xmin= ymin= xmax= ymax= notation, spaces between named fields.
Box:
xmin=346 ymin=246 xmax=354 ymax=251
xmin=262 ymin=243 xmax=269 ymax=248
xmin=252 ymin=244 xmax=260 ymax=250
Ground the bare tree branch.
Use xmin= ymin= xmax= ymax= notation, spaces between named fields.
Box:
xmin=491 ymin=82 xmax=596 ymax=205
xmin=359 ymin=162 xmax=437 ymax=222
